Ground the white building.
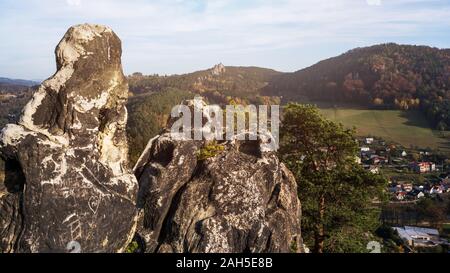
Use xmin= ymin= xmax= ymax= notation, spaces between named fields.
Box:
xmin=394 ymin=226 xmax=440 ymax=247
xmin=429 ymin=186 xmax=444 ymax=195
xmin=416 ymin=192 xmax=425 ymax=199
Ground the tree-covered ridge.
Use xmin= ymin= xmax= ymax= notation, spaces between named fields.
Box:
xmin=126 ymin=88 xmax=196 ymax=165
xmin=263 ymin=43 xmax=450 ymax=130
xmin=0 ymin=85 xmax=33 ymax=128
xmin=128 ymin=64 xmax=281 ymax=104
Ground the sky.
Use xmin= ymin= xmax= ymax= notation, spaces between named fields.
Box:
xmin=1 ymin=0 xmax=450 ymax=80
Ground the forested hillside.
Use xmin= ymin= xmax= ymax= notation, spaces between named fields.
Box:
xmin=128 ymin=64 xmax=281 ymax=105
xmin=126 ymin=88 xmax=196 ymax=165
xmin=0 ymin=85 xmax=33 ymax=127
xmin=262 ymin=43 xmax=450 ymax=130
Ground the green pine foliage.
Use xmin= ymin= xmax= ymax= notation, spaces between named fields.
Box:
xmin=280 ymin=103 xmax=388 ymax=253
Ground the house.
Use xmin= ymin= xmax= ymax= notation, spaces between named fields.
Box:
xmin=410 ymin=162 xmax=436 ymax=173
xmin=430 ymin=162 xmax=436 ymax=172
xmin=371 ymin=156 xmax=387 ymax=165
xmin=408 ymin=189 xmax=425 ymax=199
xmin=372 ymin=157 xmax=380 ymax=165
xmin=401 ymin=151 xmax=407 ymax=157
xmin=395 ymin=191 xmax=407 ymax=201
xmin=360 ymin=147 xmax=370 ymax=152
xmin=401 ymin=183 xmax=413 ymax=192
xmin=365 ymin=138 xmax=374 ymax=144
xmin=429 ymin=185 xmax=444 ymax=195
xmin=394 ymin=226 xmax=441 ymax=247
xmin=378 ymin=156 xmax=388 ymax=164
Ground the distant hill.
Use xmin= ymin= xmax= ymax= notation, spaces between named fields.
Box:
xmin=125 ymin=65 xmax=284 ymax=164
xmin=127 ymin=46 xmax=450 ymax=129
xmin=0 ymin=78 xmax=37 ymax=127
xmin=128 ymin=64 xmax=282 ymax=104
xmin=0 ymin=77 xmax=39 ymax=88
xmin=262 ymin=43 xmax=450 ymax=130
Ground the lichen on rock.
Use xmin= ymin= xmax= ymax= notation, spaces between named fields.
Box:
xmin=0 ymin=24 xmax=138 ymax=253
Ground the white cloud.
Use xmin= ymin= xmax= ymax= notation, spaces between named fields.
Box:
xmin=367 ymin=0 xmax=382 ymax=6
xmin=1 ymin=0 xmax=450 ymax=78
xmin=66 ymin=0 xmax=81 ymax=7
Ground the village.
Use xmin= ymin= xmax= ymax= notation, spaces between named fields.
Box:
xmin=358 ymin=136 xmax=450 ymax=202
xmin=358 ymin=136 xmax=450 ymax=252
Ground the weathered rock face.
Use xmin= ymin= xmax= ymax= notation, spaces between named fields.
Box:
xmin=0 ymin=24 xmax=138 ymax=253
xmin=211 ymin=63 xmax=226 ymax=76
xmin=134 ymin=100 xmax=303 ymax=253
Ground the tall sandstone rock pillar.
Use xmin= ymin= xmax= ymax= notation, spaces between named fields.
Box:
xmin=0 ymin=24 xmax=138 ymax=253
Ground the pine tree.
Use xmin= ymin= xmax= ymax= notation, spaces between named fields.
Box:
xmin=280 ymin=103 xmax=387 ymax=253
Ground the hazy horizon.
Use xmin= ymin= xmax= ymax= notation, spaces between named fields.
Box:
xmin=2 ymin=41 xmax=450 ymax=82
xmin=1 ymin=0 xmax=450 ymax=80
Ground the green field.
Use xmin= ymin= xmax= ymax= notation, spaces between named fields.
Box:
xmin=318 ymin=107 xmax=450 ymax=152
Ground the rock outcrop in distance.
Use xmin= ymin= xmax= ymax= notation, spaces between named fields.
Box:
xmin=134 ymin=98 xmax=304 ymax=253
xmin=0 ymin=24 xmax=138 ymax=253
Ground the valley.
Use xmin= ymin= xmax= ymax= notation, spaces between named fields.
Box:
xmin=318 ymin=106 xmax=450 ymax=153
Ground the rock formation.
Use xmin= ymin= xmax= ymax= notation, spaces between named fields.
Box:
xmin=134 ymin=98 xmax=303 ymax=253
xmin=211 ymin=63 xmax=226 ymax=76
xmin=0 ymin=24 xmax=138 ymax=253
